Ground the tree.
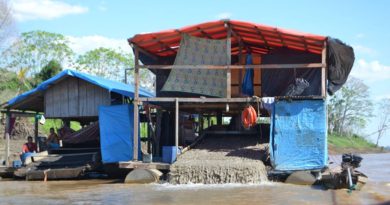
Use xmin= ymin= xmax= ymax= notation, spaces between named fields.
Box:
xmin=76 ymin=47 xmax=155 ymax=90
xmin=0 ymin=0 xmax=15 ymax=49
xmin=376 ymin=98 xmax=390 ymax=146
xmin=1 ymin=30 xmax=74 ymax=76
xmin=76 ymin=47 xmax=132 ymax=81
xmin=33 ymin=59 xmax=63 ymax=86
xmin=328 ymin=77 xmax=373 ymax=135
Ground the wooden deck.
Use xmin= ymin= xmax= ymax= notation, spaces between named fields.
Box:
xmin=118 ymin=161 xmax=171 ymax=170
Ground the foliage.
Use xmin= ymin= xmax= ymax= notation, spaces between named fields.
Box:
xmin=376 ymin=98 xmax=390 ymax=146
xmin=76 ymin=47 xmax=132 ymax=81
xmin=1 ymin=30 xmax=74 ymax=76
xmin=38 ymin=119 xmax=81 ymax=135
xmin=328 ymin=133 xmax=377 ymax=149
xmin=328 ymin=77 xmax=373 ymax=136
xmin=33 ymin=60 xmax=63 ymax=86
xmin=0 ymin=68 xmax=31 ymax=103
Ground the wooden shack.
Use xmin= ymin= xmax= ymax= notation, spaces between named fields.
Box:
xmin=44 ymin=77 xmax=110 ymax=119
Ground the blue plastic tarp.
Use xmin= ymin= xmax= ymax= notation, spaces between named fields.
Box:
xmin=8 ymin=69 xmax=154 ymax=107
xmin=270 ymin=99 xmax=327 ymax=171
xmin=99 ymin=104 xmax=139 ymax=163
xmin=241 ymin=54 xmax=254 ymax=96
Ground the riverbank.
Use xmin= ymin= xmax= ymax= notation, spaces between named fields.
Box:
xmin=327 ymin=133 xmax=387 ymax=154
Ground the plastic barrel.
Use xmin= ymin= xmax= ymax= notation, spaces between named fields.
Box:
xmin=162 ymin=146 xmax=178 ymax=164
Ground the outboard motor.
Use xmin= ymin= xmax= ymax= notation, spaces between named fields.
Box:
xmin=342 ymin=153 xmax=363 ymax=169
xmin=340 ymin=153 xmax=364 ymax=191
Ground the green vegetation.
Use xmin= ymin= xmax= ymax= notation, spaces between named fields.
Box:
xmin=327 ymin=133 xmax=383 ymax=154
xmin=35 ymin=119 xmax=81 ymax=135
xmin=328 ymin=133 xmax=376 ymax=149
xmin=0 ymin=69 xmax=30 ymax=103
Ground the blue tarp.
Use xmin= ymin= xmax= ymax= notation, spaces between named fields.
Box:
xmin=242 ymin=54 xmax=254 ymax=96
xmin=270 ymin=100 xmax=327 ymax=171
xmin=8 ymin=69 xmax=154 ymax=107
xmin=99 ymin=104 xmax=139 ymax=163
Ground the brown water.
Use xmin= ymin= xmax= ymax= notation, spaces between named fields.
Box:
xmin=1 ymin=153 xmax=390 ymax=205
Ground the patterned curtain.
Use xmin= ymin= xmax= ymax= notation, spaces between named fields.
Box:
xmin=161 ymin=34 xmax=230 ymax=98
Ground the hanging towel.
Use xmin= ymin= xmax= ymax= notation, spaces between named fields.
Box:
xmin=242 ymin=54 xmax=254 ymax=96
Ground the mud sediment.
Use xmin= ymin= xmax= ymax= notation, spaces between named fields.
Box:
xmin=168 ymin=134 xmax=269 ymax=184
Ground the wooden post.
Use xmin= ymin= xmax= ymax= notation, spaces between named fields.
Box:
xmin=133 ymin=46 xmax=140 ymax=161
xmin=238 ymin=43 xmax=243 ymax=95
xmin=217 ymin=111 xmax=223 ymax=126
xmin=199 ymin=113 xmax=203 ymax=136
xmin=4 ymin=111 xmax=10 ymax=166
xmin=175 ymin=98 xmax=179 ymax=154
xmin=34 ymin=113 xmax=39 ymax=152
xmin=321 ymin=41 xmax=327 ymax=97
xmin=225 ymin=22 xmax=232 ymax=98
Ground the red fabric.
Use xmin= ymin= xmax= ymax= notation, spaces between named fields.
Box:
xmin=22 ymin=142 xmax=37 ymax=153
xmin=8 ymin=117 xmax=16 ymax=134
xmin=129 ymin=20 xmax=327 ymax=57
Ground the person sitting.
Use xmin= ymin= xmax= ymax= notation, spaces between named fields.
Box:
xmin=21 ymin=136 xmax=37 ymax=164
xmin=46 ymin=127 xmax=60 ymax=149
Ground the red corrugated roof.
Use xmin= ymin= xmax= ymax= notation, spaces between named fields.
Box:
xmin=129 ymin=20 xmax=327 ymax=57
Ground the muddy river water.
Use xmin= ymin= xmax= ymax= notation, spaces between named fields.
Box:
xmin=1 ymin=153 xmax=389 ymax=205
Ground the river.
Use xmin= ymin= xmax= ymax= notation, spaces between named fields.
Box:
xmin=1 ymin=153 xmax=389 ymax=205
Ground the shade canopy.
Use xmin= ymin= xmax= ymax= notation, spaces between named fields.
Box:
xmin=129 ymin=20 xmax=327 ymax=57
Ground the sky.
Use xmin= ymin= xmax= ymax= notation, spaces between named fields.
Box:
xmin=8 ymin=0 xmax=390 ymax=146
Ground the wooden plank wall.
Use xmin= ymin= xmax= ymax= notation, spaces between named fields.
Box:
xmin=231 ymin=54 xmax=262 ymax=97
xmin=45 ymin=77 xmax=111 ymax=118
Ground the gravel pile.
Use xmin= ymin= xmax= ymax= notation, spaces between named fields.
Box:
xmin=168 ymin=134 xmax=269 ymax=184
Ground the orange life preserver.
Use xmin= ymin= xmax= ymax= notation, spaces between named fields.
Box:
xmin=242 ymin=105 xmax=257 ymax=129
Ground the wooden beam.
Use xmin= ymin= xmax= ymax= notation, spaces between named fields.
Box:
xmin=321 ymin=41 xmax=327 ymax=97
xmin=229 ymin=24 xmax=251 ymax=53
xmin=138 ymin=63 xmax=324 ymax=70
xmin=118 ymin=161 xmax=170 ymax=170
xmin=274 ymin=28 xmax=286 ymax=47
xmin=238 ymin=43 xmax=243 ymax=94
xmin=133 ymin=47 xmax=140 ymax=161
xmin=175 ymin=98 xmax=179 ymax=154
xmin=253 ymin=26 xmax=271 ymax=49
xmin=233 ymin=23 xmax=325 ymax=43
xmin=225 ymin=23 xmax=232 ymax=98
xmin=153 ymin=37 xmax=176 ymax=53
xmin=3 ymin=110 xmax=10 ymax=166
xmin=138 ymin=96 xmax=324 ymax=103
xmin=34 ymin=112 xmax=38 ymax=151
xmin=132 ymin=23 xmax=224 ymax=46
xmin=133 ymin=45 xmax=158 ymax=60
xmin=196 ymin=27 xmax=213 ymax=39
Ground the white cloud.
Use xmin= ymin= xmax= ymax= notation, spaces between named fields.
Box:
xmin=215 ymin=12 xmax=232 ymax=20
xmin=354 ymin=33 xmax=365 ymax=39
xmin=66 ymin=35 xmax=132 ymax=54
xmin=350 ymin=59 xmax=390 ymax=82
xmin=12 ymin=0 xmax=88 ymax=21
xmin=353 ymin=44 xmax=377 ymax=56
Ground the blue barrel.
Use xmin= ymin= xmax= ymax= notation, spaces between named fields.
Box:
xmin=162 ymin=146 xmax=178 ymax=164
xmin=12 ymin=160 xmax=22 ymax=168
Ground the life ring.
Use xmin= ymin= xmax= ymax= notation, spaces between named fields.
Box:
xmin=242 ymin=105 xmax=257 ymax=128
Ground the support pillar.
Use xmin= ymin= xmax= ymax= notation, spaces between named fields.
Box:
xmin=133 ymin=46 xmax=140 ymax=161
xmin=175 ymin=98 xmax=179 ymax=154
